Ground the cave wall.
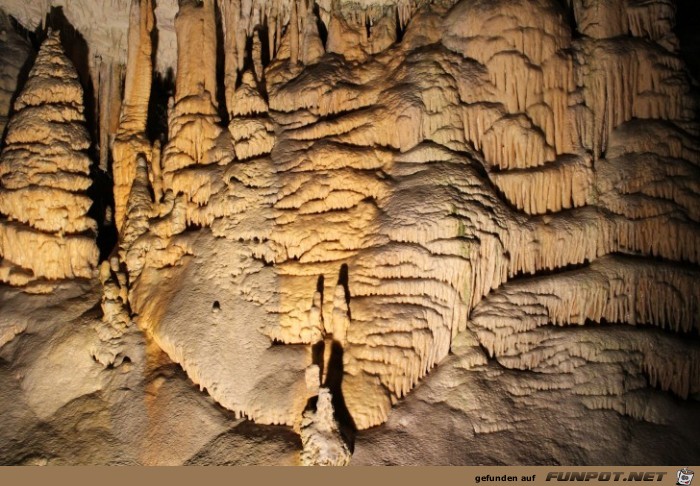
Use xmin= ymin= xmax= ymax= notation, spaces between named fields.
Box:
xmin=0 ymin=0 xmax=698 ymax=465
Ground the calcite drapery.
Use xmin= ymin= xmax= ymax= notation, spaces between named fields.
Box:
xmin=0 ymin=0 xmax=698 ymax=464
xmin=114 ymin=0 xmax=700 ymax=432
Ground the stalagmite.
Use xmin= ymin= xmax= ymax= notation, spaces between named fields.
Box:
xmin=0 ymin=31 xmax=98 ymax=288
xmin=112 ymin=0 xmax=155 ymax=231
xmin=93 ymin=257 xmax=133 ymax=367
xmin=301 ymin=1 xmax=325 ymax=64
xmin=162 ymin=0 xmax=227 ymax=196
xmin=121 ymin=157 xmax=155 ymax=280
xmin=300 ymin=388 xmax=352 ymax=466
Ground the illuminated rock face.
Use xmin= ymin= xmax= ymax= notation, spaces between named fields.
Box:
xmin=0 ymin=31 xmax=98 ymax=289
xmin=0 ymin=0 xmax=699 ymax=465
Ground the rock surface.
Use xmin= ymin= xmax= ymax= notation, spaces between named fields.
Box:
xmin=0 ymin=0 xmax=698 ymax=465
xmin=0 ymin=31 xmax=98 ymax=289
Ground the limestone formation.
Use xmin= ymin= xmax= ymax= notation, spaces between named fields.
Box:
xmin=112 ymin=0 xmax=155 ymax=231
xmin=0 ymin=0 xmax=699 ymax=466
xmin=228 ymin=71 xmax=276 ymax=160
xmin=300 ymin=388 xmax=352 ymax=466
xmin=0 ymin=31 xmax=98 ymax=288
xmin=162 ymin=0 xmax=231 ymax=206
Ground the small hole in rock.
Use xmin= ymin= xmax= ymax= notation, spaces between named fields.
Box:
xmin=212 ymin=301 xmax=221 ymax=312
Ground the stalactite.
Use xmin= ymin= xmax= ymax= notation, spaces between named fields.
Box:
xmin=301 ymin=1 xmax=325 ymax=64
xmin=97 ymin=61 xmax=123 ymax=172
xmin=289 ymin=0 xmax=300 ymax=65
xmin=252 ymin=31 xmax=264 ymax=81
xmin=491 ymin=155 xmax=594 ymax=214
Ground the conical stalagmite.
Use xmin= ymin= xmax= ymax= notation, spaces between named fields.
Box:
xmin=162 ymin=0 xmax=229 ymax=201
xmin=112 ymin=0 xmax=155 ymax=231
xmin=121 ymin=156 xmax=155 ymax=280
xmin=300 ymin=388 xmax=352 ymax=466
xmin=0 ymin=31 xmax=98 ymax=288
xmin=301 ymin=0 xmax=325 ymax=64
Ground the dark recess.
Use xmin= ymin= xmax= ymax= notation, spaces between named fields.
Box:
xmin=213 ymin=0 xmax=229 ymax=124
xmin=395 ymin=7 xmax=405 ymax=43
xmin=313 ymin=3 xmax=329 ymax=47
xmin=324 ymin=341 xmax=357 ymax=453
xmin=3 ymin=16 xmax=37 ymax=147
xmin=146 ymin=9 xmax=174 ymax=144
xmin=147 ymin=69 xmax=175 ymax=143
xmin=675 ymin=0 xmax=700 ymax=104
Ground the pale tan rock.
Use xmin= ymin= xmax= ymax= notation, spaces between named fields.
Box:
xmin=127 ymin=0 xmax=700 ymax=429
xmin=228 ymin=71 xmax=276 ymax=160
xmin=231 ymin=71 xmax=269 ymax=117
xmin=161 ymin=0 xmax=227 ymax=196
xmin=300 ymin=388 xmax=351 ymax=466
xmin=0 ymin=31 xmax=98 ymax=286
xmin=112 ymin=0 xmax=155 ymax=231
xmin=1 ymin=0 xmax=699 ymax=466
xmin=301 ymin=3 xmax=325 ymax=64
xmin=327 ymin=4 xmax=397 ymax=61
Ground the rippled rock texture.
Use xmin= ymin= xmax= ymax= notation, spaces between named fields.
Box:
xmin=0 ymin=0 xmax=698 ymax=465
